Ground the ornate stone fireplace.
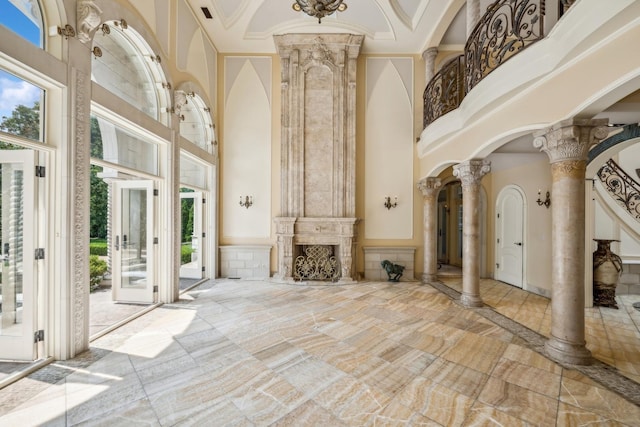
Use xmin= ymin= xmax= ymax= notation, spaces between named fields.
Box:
xmin=273 ymin=34 xmax=363 ymax=282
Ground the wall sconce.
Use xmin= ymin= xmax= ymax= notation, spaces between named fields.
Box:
xmin=384 ymin=196 xmax=398 ymax=210
xmin=536 ymin=189 xmax=551 ymax=208
xmin=239 ymin=195 xmax=253 ymax=209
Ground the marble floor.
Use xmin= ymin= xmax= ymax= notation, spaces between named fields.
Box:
xmin=439 ymin=277 xmax=640 ymax=385
xmin=0 ymin=278 xmax=639 ymax=426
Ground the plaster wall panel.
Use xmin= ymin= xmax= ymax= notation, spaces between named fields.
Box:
xmin=365 ymin=59 xmax=414 ymax=239
xmin=223 ymin=59 xmax=271 ymax=238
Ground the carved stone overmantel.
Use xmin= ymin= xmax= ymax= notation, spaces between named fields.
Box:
xmin=274 ymin=33 xmax=363 ymax=218
xmin=273 ymin=33 xmax=363 ymax=282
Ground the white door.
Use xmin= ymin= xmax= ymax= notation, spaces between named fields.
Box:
xmin=0 ymin=150 xmax=37 ymax=360
xmin=495 ymin=187 xmax=524 ymax=288
xmin=112 ymin=180 xmax=155 ymax=303
xmin=179 ymin=192 xmax=203 ymax=279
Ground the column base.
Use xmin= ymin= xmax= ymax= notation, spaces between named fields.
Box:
xmin=422 ymin=273 xmax=438 ymax=283
xmin=460 ymin=293 xmax=483 ymax=308
xmin=545 ymin=336 xmax=593 ymax=366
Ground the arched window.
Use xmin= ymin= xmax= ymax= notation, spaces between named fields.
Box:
xmin=91 ymin=20 xmax=170 ymax=124
xmin=0 ymin=0 xmax=43 ymax=47
xmin=178 ymin=92 xmax=215 ymax=154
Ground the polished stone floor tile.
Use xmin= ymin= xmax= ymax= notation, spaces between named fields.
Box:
xmin=1 ymin=278 xmax=640 ymax=426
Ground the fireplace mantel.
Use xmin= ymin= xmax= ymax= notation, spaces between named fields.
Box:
xmin=274 ymin=217 xmax=358 ymax=282
xmin=273 ymin=34 xmax=363 ymax=283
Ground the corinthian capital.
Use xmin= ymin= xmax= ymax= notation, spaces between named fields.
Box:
xmin=453 ymin=160 xmax=491 ymax=188
xmin=533 ymin=118 xmax=609 ymax=163
xmin=417 ymin=177 xmax=441 ymax=198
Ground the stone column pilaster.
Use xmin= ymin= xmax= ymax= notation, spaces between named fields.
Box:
xmin=453 ymin=160 xmax=490 ymax=307
xmin=418 ymin=178 xmax=441 ymax=283
xmin=422 ymin=47 xmax=438 ymax=83
xmin=533 ymin=118 xmax=609 ymax=365
xmin=467 ymin=0 xmax=481 ymax=37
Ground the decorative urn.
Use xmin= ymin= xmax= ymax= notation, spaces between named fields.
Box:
xmin=593 ymin=239 xmax=623 ymax=309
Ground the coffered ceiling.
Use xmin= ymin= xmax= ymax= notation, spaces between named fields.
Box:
xmin=186 ymin=0 xmax=467 ymax=54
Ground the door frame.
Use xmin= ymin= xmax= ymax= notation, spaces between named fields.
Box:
xmin=495 ymin=185 xmax=527 ymax=289
xmin=111 ymin=179 xmax=155 ymax=303
xmin=179 ymin=191 xmax=203 ymax=280
xmin=0 ymin=149 xmax=37 ymax=361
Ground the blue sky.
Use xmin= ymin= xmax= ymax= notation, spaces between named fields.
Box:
xmin=0 ymin=1 xmax=42 ymax=122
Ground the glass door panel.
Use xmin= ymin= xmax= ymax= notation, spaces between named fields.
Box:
xmin=112 ymin=180 xmax=154 ymax=303
xmin=0 ymin=150 xmax=36 ymax=360
xmin=179 ymin=191 xmax=203 ymax=280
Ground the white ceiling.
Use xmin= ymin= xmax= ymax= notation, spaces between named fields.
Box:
xmin=187 ymin=0 xmax=467 ymax=54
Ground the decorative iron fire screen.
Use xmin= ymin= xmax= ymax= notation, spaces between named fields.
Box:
xmin=294 ymin=245 xmax=340 ymax=281
xmin=597 ymin=159 xmax=640 ymax=222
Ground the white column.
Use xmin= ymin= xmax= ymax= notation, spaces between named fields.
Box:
xmin=418 ymin=177 xmax=441 ymax=283
xmin=467 ymin=0 xmax=481 ymax=37
xmin=533 ymin=118 xmax=609 ymax=365
xmin=422 ymin=47 xmax=438 ymax=83
xmin=453 ymin=159 xmax=490 ymax=307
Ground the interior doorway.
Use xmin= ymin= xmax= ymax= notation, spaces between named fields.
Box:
xmin=495 ymin=186 xmax=525 ymax=288
xmin=438 ymin=181 xmax=463 ymax=268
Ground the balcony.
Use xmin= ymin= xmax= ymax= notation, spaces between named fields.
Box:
xmin=423 ymin=0 xmax=548 ymax=128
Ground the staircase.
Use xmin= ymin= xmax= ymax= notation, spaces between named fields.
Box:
xmin=596 ymin=158 xmax=640 ymax=295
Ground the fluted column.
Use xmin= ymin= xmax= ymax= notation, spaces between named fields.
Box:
xmin=418 ymin=178 xmax=441 ymax=283
xmin=453 ymin=160 xmax=490 ymax=307
xmin=533 ymin=118 xmax=609 ymax=365
xmin=467 ymin=0 xmax=481 ymax=37
xmin=422 ymin=47 xmax=438 ymax=83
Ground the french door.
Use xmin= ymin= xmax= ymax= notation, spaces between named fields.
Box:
xmin=112 ymin=180 xmax=155 ymax=303
xmin=179 ymin=191 xmax=203 ymax=279
xmin=0 ymin=150 xmax=37 ymax=360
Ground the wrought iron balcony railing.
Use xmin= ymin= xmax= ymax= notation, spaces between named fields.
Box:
xmin=465 ymin=0 xmax=546 ymax=93
xmin=597 ymin=159 xmax=640 ymax=222
xmin=423 ymin=55 xmax=464 ymax=128
xmin=422 ymin=0 xmax=547 ymax=128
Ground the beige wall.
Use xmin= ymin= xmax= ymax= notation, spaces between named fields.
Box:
xmin=217 ymin=52 xmax=427 ymax=278
xmin=489 ymin=154 xmax=552 ymax=295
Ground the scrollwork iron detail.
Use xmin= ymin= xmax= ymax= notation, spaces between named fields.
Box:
xmin=597 ymin=159 xmax=640 ymax=222
xmin=465 ymin=0 xmax=545 ymax=93
xmin=423 ymin=55 xmax=464 ymax=127
xmin=294 ymin=245 xmax=340 ymax=281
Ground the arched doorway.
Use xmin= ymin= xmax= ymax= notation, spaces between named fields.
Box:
xmin=495 ymin=186 xmax=526 ymax=288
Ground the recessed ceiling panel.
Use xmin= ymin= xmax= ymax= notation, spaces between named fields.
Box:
xmin=246 ymin=0 xmax=392 ymax=40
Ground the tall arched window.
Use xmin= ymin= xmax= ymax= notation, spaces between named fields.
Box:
xmin=0 ymin=0 xmax=43 ymax=47
xmin=178 ymin=92 xmax=215 ymax=154
xmin=91 ymin=20 xmax=170 ymax=124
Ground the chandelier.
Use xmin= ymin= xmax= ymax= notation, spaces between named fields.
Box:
xmin=292 ymin=0 xmax=348 ymax=23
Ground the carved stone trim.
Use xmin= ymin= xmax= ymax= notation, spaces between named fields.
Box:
xmin=551 ymin=160 xmax=586 ymax=181
xmin=72 ymin=68 xmax=90 ymax=354
xmin=453 ymin=159 xmax=491 ymax=188
xmin=274 ymin=33 xmax=363 ymax=218
xmin=417 ymin=177 xmax=441 ymax=201
xmin=77 ymin=0 xmax=103 ymax=44
xmin=533 ymin=118 xmax=609 ymax=163
xmin=173 ymin=90 xmax=188 ymax=115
